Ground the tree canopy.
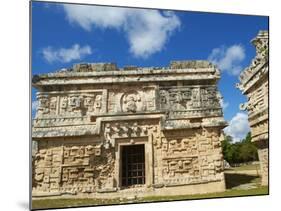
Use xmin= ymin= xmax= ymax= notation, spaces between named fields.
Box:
xmin=221 ymin=132 xmax=258 ymax=164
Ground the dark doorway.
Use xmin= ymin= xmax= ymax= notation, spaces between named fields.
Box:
xmin=121 ymin=144 xmax=145 ymax=187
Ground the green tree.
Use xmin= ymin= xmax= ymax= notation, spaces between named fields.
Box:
xmin=222 ymin=132 xmax=258 ymax=164
xmin=239 ymin=132 xmax=258 ymax=162
xmin=221 ymin=135 xmax=235 ymax=164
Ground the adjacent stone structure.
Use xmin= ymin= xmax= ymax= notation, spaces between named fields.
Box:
xmin=237 ymin=31 xmax=269 ymax=186
xmin=32 ymin=60 xmax=227 ymax=198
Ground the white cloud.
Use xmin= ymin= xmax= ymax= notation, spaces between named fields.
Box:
xmin=42 ymin=44 xmax=92 ymax=63
xmin=220 ymin=98 xmax=229 ymax=110
xmin=32 ymin=100 xmax=38 ymax=112
xmin=62 ymin=5 xmax=181 ymax=58
xmin=224 ymin=112 xmax=250 ymax=142
xmin=208 ymin=45 xmax=245 ymax=75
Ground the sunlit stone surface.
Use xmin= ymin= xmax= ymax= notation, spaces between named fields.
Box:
xmin=237 ymin=31 xmax=269 ymax=186
xmin=32 ymin=60 xmax=227 ymax=198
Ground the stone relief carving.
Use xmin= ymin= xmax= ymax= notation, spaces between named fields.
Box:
xmin=68 ymin=95 xmax=82 ymax=114
xmin=32 ymin=59 xmax=227 ymax=196
xmin=60 ymin=96 xmax=68 ymax=112
xmin=33 ymin=143 xmax=115 ymax=194
xmin=106 ymin=88 xmax=156 ymax=114
xmin=104 ymin=123 xmax=114 ymax=149
xmin=94 ymin=95 xmax=102 ymax=113
xmin=36 ymin=91 xmax=104 ymax=118
xmin=205 ymin=87 xmax=221 ymax=107
xmin=240 ymin=80 xmax=268 ymax=116
xmin=49 ymin=97 xmax=57 ymax=114
xmin=160 ymin=137 xmax=200 ymax=184
xmin=160 ymin=86 xmax=221 ymax=110
xmin=159 ymin=86 xmax=221 ymax=119
xmin=37 ymin=95 xmax=50 ymax=115
xmin=121 ymin=92 xmax=142 ymax=113
xmin=153 ymin=128 xmax=222 ymax=184
xmin=160 ymin=88 xmax=193 ymax=110
xmin=107 ymin=92 xmax=117 ymax=113
xmin=156 ymin=129 xmax=224 ymax=186
xmin=163 ymin=157 xmax=199 ymax=178
xmin=103 ymin=121 xmax=156 ymax=148
xmin=191 ymin=88 xmax=201 ymax=108
xmin=83 ymin=94 xmax=102 ymax=114
xmin=239 ymin=31 xmax=268 ymax=85
xmin=251 ymin=33 xmax=269 ymax=68
xmin=84 ymin=95 xmax=95 ymax=112
xmin=171 ymin=90 xmax=192 ymax=109
xmin=251 ymin=120 xmax=268 ymax=138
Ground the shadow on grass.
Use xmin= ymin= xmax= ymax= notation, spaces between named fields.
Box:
xmin=225 ymin=173 xmax=260 ymax=189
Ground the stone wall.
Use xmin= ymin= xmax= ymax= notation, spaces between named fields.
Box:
xmin=32 ymin=60 xmax=227 ymax=197
xmin=33 ymin=138 xmax=114 ymax=195
xmin=237 ymin=31 xmax=269 ymax=186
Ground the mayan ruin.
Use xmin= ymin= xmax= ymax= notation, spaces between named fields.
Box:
xmin=237 ymin=31 xmax=269 ymax=186
xmin=32 ymin=60 xmax=228 ymax=198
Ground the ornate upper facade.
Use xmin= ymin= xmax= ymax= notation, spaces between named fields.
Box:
xmin=237 ymin=31 xmax=268 ymax=143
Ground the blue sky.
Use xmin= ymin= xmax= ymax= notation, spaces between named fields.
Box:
xmin=31 ymin=1 xmax=268 ymax=142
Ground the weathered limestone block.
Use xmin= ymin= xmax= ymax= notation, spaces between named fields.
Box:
xmin=73 ymin=63 xmax=118 ymax=72
xmin=169 ymin=60 xmax=215 ymax=69
xmin=33 ymin=141 xmax=115 ymax=195
xmin=32 ymin=59 xmax=227 ymax=197
xmin=237 ymin=31 xmax=269 ymax=186
xmin=258 ymin=147 xmax=268 ymax=186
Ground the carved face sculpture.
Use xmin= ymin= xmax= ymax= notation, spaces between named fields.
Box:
xmin=49 ymin=97 xmax=57 ymax=112
xmin=174 ymin=92 xmax=182 ymax=103
xmin=37 ymin=96 xmax=49 ymax=114
xmin=60 ymin=97 xmax=68 ymax=109
xmin=69 ymin=96 xmax=81 ymax=109
xmin=126 ymin=96 xmax=137 ymax=112
xmin=84 ymin=96 xmax=94 ymax=113
xmin=94 ymin=95 xmax=102 ymax=109
xmin=84 ymin=96 xmax=94 ymax=106
xmin=122 ymin=93 xmax=141 ymax=113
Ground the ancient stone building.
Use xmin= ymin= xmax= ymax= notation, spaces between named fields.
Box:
xmin=32 ymin=60 xmax=227 ymax=198
xmin=237 ymin=31 xmax=269 ymax=186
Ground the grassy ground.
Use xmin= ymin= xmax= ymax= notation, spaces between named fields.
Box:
xmin=32 ymin=186 xmax=268 ymax=209
xmin=32 ymin=198 xmax=121 ymax=209
xmin=227 ymin=164 xmax=260 ymax=171
xmin=32 ymin=164 xmax=268 ymax=210
xmin=139 ymin=186 xmax=268 ymax=202
xmin=224 ymin=173 xmax=260 ymax=189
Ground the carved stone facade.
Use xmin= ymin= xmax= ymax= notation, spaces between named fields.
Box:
xmin=32 ymin=60 xmax=227 ymax=198
xmin=237 ymin=31 xmax=269 ymax=186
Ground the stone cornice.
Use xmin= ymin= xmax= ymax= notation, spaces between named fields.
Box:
xmin=237 ymin=30 xmax=268 ymax=94
xmin=239 ymin=63 xmax=268 ymax=94
xmin=32 ymin=61 xmax=220 ymax=88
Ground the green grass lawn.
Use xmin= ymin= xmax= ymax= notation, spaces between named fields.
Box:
xmin=139 ymin=186 xmax=268 ymax=202
xmin=228 ymin=164 xmax=260 ymax=171
xmin=32 ymin=186 xmax=268 ymax=209
xmin=32 ymin=164 xmax=267 ymax=210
